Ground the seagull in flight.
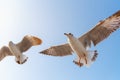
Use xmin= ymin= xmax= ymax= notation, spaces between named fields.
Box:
xmin=40 ymin=10 xmax=120 ymax=67
xmin=0 ymin=35 xmax=42 ymax=64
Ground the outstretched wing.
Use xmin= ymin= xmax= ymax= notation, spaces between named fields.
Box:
xmin=0 ymin=46 xmax=12 ymax=61
xmin=40 ymin=43 xmax=73 ymax=56
xmin=79 ymin=10 xmax=120 ymax=48
xmin=16 ymin=35 xmax=42 ymax=52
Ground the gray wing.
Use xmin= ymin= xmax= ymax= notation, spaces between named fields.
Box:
xmin=40 ymin=43 xmax=73 ymax=56
xmin=0 ymin=46 xmax=12 ymax=61
xmin=79 ymin=10 xmax=120 ymax=48
xmin=16 ymin=35 xmax=42 ymax=52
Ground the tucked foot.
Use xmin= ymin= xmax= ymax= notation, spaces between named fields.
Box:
xmin=73 ymin=60 xmax=83 ymax=67
xmin=91 ymin=50 xmax=98 ymax=61
xmin=83 ymin=54 xmax=87 ymax=64
xmin=16 ymin=57 xmax=28 ymax=64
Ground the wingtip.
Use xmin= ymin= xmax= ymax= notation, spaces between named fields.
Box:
xmin=26 ymin=35 xmax=42 ymax=46
xmin=32 ymin=36 xmax=42 ymax=45
xmin=39 ymin=50 xmax=49 ymax=55
xmin=39 ymin=51 xmax=43 ymax=54
xmin=39 ymin=50 xmax=45 ymax=54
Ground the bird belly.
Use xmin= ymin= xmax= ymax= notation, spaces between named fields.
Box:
xmin=9 ymin=41 xmax=22 ymax=58
xmin=68 ymin=38 xmax=87 ymax=58
xmin=9 ymin=41 xmax=27 ymax=64
xmin=69 ymin=39 xmax=94 ymax=67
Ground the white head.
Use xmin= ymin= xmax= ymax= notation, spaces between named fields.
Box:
xmin=64 ymin=33 xmax=74 ymax=38
xmin=64 ymin=33 xmax=75 ymax=41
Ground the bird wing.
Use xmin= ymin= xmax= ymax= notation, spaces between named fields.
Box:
xmin=79 ymin=10 xmax=120 ymax=48
xmin=0 ymin=46 xmax=13 ymax=61
xmin=16 ymin=35 xmax=42 ymax=52
xmin=40 ymin=43 xmax=73 ymax=56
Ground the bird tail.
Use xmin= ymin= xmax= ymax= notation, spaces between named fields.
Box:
xmin=83 ymin=50 xmax=98 ymax=67
xmin=25 ymin=35 xmax=42 ymax=46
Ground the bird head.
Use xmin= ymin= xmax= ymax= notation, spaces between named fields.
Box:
xmin=64 ymin=33 xmax=74 ymax=38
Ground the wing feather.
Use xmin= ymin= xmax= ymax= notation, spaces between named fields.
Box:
xmin=40 ymin=43 xmax=73 ymax=56
xmin=79 ymin=10 xmax=120 ymax=48
xmin=16 ymin=36 xmax=32 ymax=52
xmin=0 ymin=46 xmax=12 ymax=61
xmin=16 ymin=35 xmax=42 ymax=52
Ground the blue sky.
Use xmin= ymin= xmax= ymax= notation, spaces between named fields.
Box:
xmin=0 ymin=0 xmax=120 ymax=80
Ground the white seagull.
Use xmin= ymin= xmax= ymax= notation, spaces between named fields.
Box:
xmin=40 ymin=10 xmax=120 ymax=67
xmin=0 ymin=35 xmax=42 ymax=64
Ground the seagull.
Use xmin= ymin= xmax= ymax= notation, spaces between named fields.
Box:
xmin=0 ymin=35 xmax=42 ymax=64
xmin=40 ymin=10 xmax=120 ymax=67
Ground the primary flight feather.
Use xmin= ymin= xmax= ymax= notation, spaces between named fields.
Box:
xmin=40 ymin=10 xmax=120 ymax=67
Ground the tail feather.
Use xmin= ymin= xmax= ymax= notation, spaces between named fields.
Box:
xmin=81 ymin=50 xmax=98 ymax=67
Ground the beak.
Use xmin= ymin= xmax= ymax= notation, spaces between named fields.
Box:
xmin=64 ymin=33 xmax=68 ymax=35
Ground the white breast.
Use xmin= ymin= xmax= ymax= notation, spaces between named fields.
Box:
xmin=68 ymin=36 xmax=87 ymax=58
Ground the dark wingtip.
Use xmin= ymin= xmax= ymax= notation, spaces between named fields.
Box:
xmin=39 ymin=51 xmax=44 ymax=54
xmin=39 ymin=50 xmax=47 ymax=55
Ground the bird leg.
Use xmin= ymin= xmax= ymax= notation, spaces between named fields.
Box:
xmin=73 ymin=59 xmax=83 ymax=67
xmin=15 ymin=55 xmax=28 ymax=64
xmin=83 ymin=54 xmax=87 ymax=64
xmin=91 ymin=50 xmax=98 ymax=61
xmin=16 ymin=57 xmax=28 ymax=64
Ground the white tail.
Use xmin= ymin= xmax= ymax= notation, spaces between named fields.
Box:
xmin=81 ymin=51 xmax=97 ymax=67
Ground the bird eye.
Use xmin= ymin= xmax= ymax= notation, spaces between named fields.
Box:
xmin=69 ymin=33 xmax=71 ymax=35
xmin=69 ymin=33 xmax=73 ymax=36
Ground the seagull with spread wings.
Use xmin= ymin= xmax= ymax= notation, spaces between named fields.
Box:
xmin=40 ymin=10 xmax=120 ymax=67
xmin=0 ymin=35 xmax=42 ymax=64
